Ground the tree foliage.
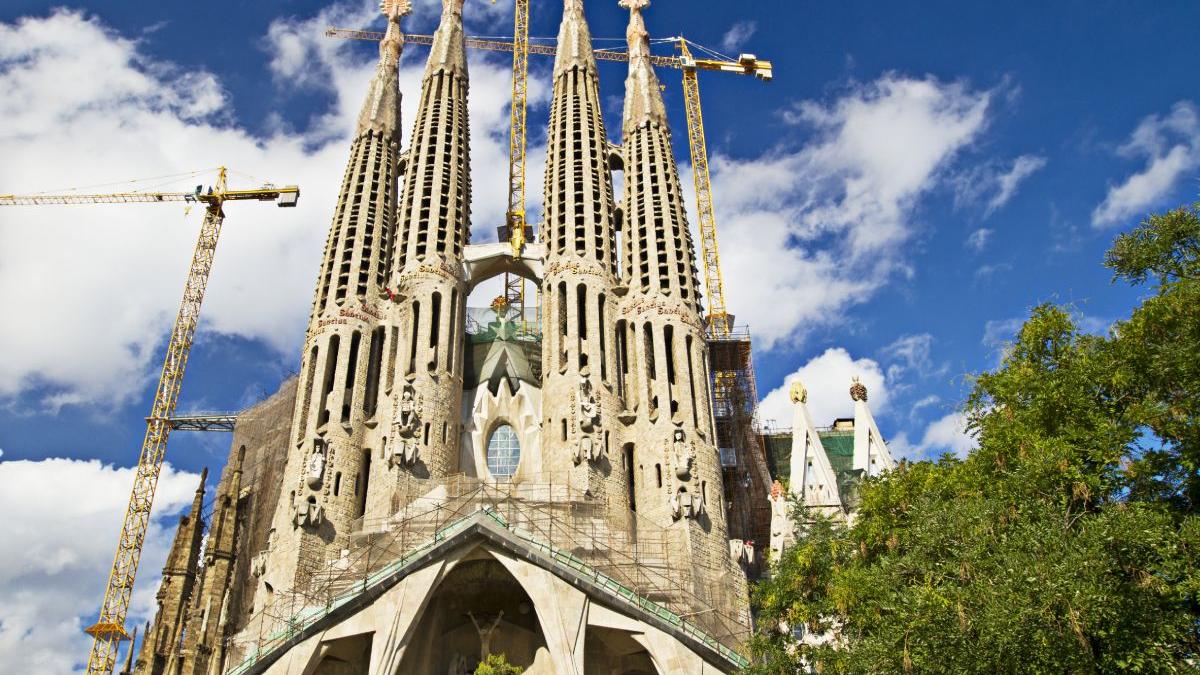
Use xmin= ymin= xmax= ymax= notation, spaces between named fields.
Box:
xmin=473 ymin=653 xmax=524 ymax=675
xmin=749 ymin=206 xmax=1200 ymax=673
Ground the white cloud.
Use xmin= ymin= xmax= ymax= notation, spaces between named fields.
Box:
xmin=880 ymin=332 xmax=937 ymax=382
xmin=720 ymin=21 xmax=758 ymax=53
xmin=965 ymin=227 xmax=992 ymax=251
xmin=953 ymin=153 xmax=1045 ymax=218
xmin=690 ymin=75 xmax=991 ymax=348
xmin=757 ymin=347 xmax=889 ymax=429
xmin=0 ymin=458 xmax=202 ymax=674
xmin=989 ymin=154 xmax=1045 ymax=213
xmin=1092 ymin=101 xmax=1200 ymax=228
xmin=891 ymin=411 xmax=976 ymax=459
xmin=0 ymin=6 xmax=540 ymax=409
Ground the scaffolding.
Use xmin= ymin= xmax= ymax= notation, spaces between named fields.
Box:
xmin=223 ymin=476 xmax=751 ymax=673
xmin=707 ymin=325 xmax=773 ymax=577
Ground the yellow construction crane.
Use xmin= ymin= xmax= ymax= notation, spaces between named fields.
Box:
xmin=0 ymin=168 xmax=299 ymax=674
xmin=496 ymin=0 xmax=532 ymax=324
xmin=323 ymin=26 xmax=770 ymax=338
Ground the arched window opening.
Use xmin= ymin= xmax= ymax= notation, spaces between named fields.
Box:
xmin=486 ymin=424 xmax=521 ymax=480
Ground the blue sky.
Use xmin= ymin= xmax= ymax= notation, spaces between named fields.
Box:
xmin=1 ymin=0 xmax=1198 ymax=670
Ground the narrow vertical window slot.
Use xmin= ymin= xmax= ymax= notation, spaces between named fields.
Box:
xmin=429 ymin=292 xmax=442 ymax=371
xmin=342 ymin=331 xmax=361 ymax=423
xmin=364 ymin=326 xmax=384 ymax=418
xmin=408 ymin=302 xmax=420 ymax=375
xmin=318 ymin=335 xmax=340 ymax=428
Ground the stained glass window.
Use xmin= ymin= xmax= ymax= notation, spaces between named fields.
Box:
xmin=486 ymin=424 xmax=520 ymax=479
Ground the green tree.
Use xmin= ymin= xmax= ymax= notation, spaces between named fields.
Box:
xmin=748 ymin=206 xmax=1200 ymax=674
xmin=473 ymin=653 xmax=523 ymax=675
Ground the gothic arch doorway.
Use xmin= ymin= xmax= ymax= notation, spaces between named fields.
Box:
xmin=395 ymin=553 xmax=547 ymax=674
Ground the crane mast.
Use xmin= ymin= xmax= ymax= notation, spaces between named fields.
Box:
xmin=502 ymin=0 xmax=531 ymax=322
xmin=679 ymin=39 xmax=730 ymax=337
xmin=1 ymin=168 xmax=299 ymax=674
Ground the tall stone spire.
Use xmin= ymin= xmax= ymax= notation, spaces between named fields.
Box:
xmin=619 ymin=0 xmax=668 ymax=136
xmin=617 ymin=0 xmax=731 ymax=596
xmin=540 ymin=0 xmax=625 ymax=503
xmin=263 ymin=0 xmax=411 ymax=594
xmin=379 ymin=0 xmax=472 ymax=498
xmin=356 ymin=1 xmax=410 ymax=137
xmin=136 ymin=469 xmax=206 ymax=675
xmin=394 ymin=0 xmax=471 ymax=268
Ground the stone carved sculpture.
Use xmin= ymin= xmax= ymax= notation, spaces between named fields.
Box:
xmin=389 ymin=438 xmax=420 ymax=469
xmin=305 ymin=445 xmax=326 ymax=489
xmin=670 ymin=484 xmax=704 ymax=520
xmin=671 ymin=428 xmax=695 ymax=480
xmin=394 ymin=384 xmax=423 ymax=438
xmin=768 ymin=480 xmax=790 ymax=562
xmin=251 ymin=550 xmax=268 ymax=578
xmin=293 ymin=496 xmax=324 ymax=529
xmin=467 ymin=610 xmax=504 ymax=660
xmin=578 ymin=370 xmax=598 ymax=432
xmin=574 ymin=432 xmax=604 ymax=465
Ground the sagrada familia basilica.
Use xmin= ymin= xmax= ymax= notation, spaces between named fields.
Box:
xmin=127 ymin=1 xmax=895 ymax=673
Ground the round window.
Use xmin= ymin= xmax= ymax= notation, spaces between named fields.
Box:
xmin=486 ymin=424 xmax=521 ymax=479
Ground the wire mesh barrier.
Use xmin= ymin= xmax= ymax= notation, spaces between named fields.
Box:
xmin=223 ymin=476 xmax=751 ymax=673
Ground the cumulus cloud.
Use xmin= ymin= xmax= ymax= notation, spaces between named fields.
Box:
xmin=757 ymin=347 xmax=889 ymax=429
xmin=720 ymin=21 xmax=758 ymax=53
xmin=1092 ymin=101 xmax=1200 ymax=228
xmin=690 ymin=75 xmax=992 ymax=349
xmin=0 ymin=5 xmax=543 ymax=409
xmin=0 ymin=459 xmax=202 ymax=674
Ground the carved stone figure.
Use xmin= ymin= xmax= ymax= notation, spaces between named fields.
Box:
xmin=394 ymin=385 xmax=423 ymax=438
xmin=389 ymin=438 xmax=420 ymax=469
xmin=768 ymin=480 xmax=791 ymax=562
xmin=671 ymin=428 xmax=695 ymax=480
xmin=467 ymin=610 xmax=504 ymax=660
xmin=578 ymin=370 xmax=598 ymax=432
xmin=305 ymin=445 xmax=326 ymax=489
xmin=293 ymin=497 xmax=324 ymax=529
xmin=670 ymin=485 xmax=703 ymax=520
xmin=250 ymin=551 xmax=268 ymax=578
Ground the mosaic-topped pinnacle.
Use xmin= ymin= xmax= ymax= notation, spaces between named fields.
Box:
xmin=355 ymin=0 xmax=408 ymax=138
xmin=377 ymin=0 xmax=410 ymax=68
xmin=789 ymin=379 xmax=808 ymax=405
xmin=424 ymin=0 xmax=467 ymax=79
xmin=381 ymin=0 xmax=412 ymax=20
xmin=620 ymin=0 xmax=668 ymax=135
xmin=850 ymin=377 xmax=868 ymax=402
xmin=554 ymin=0 xmax=598 ymax=78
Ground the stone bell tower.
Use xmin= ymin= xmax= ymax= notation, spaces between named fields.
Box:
xmin=617 ymin=0 xmax=729 ymax=575
xmin=539 ymin=0 xmax=626 ymax=506
xmin=262 ymin=0 xmax=410 ymax=593
xmin=382 ymin=0 xmax=472 ymax=498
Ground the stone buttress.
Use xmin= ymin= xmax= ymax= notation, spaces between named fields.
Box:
xmin=377 ymin=0 xmax=472 ymax=511
xmin=617 ymin=0 xmax=730 ymax=586
xmin=175 ymin=449 xmax=246 ymax=675
xmin=135 ymin=471 xmax=206 ymax=675
xmin=539 ymin=0 xmax=627 ymax=507
xmin=263 ymin=4 xmax=409 ymax=593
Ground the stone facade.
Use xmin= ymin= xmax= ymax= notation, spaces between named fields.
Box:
xmin=136 ymin=1 xmax=759 ymax=673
